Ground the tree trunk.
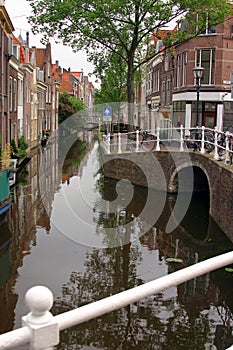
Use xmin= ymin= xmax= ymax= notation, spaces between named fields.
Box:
xmin=127 ymin=58 xmax=135 ymax=128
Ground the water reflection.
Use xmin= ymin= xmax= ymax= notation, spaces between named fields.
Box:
xmin=0 ymin=134 xmax=232 ymax=349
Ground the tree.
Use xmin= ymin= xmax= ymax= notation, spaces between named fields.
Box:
xmin=94 ymin=52 xmax=127 ymax=105
xmin=28 ymin=0 xmax=231 ymax=124
xmin=58 ymin=92 xmax=85 ymax=124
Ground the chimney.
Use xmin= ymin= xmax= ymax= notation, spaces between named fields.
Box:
xmin=26 ymin=31 xmax=29 ymax=47
xmin=55 ymin=60 xmax=59 ymax=68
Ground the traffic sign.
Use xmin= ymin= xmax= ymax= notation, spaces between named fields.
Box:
xmin=103 ymin=107 xmax=112 ymax=122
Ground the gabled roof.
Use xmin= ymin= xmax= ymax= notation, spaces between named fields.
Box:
xmin=152 ymin=26 xmax=177 ymax=51
xmin=71 ymin=72 xmax=82 ymax=79
xmin=35 ymin=48 xmax=46 ymax=70
xmin=59 ymin=72 xmax=73 ymax=93
xmin=35 ymin=43 xmax=52 ymax=70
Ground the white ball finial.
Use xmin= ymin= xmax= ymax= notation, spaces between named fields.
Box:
xmin=25 ymin=286 xmax=54 ymax=325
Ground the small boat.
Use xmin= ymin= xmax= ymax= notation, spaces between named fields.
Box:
xmin=0 ymin=169 xmax=11 ymax=216
xmin=0 ymin=200 xmax=11 ymax=216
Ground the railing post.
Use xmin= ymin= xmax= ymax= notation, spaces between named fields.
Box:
xmin=179 ymin=125 xmax=184 ymax=152
xmin=118 ymin=132 xmax=122 ymax=154
xmin=156 ymin=127 xmax=160 ymax=151
xmin=214 ymin=127 xmax=219 ymax=160
xmin=22 ymin=286 xmax=59 ymax=350
xmin=200 ymin=126 xmax=205 ymax=154
xmin=225 ymin=131 xmax=231 ymax=165
xmin=136 ymin=130 xmax=139 ymax=152
xmin=107 ymin=133 xmax=110 ymax=154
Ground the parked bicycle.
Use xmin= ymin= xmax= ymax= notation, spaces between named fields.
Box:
xmin=129 ymin=130 xmax=157 ymax=152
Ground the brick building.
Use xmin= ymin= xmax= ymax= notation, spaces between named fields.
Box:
xmin=144 ymin=14 xmax=233 ymax=133
xmin=0 ymin=2 xmax=14 ymax=148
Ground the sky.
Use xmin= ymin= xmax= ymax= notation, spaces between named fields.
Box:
xmin=5 ymin=0 xmax=97 ymax=84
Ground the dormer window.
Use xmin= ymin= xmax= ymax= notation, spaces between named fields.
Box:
xmin=156 ymin=40 xmax=163 ymax=53
xmin=13 ymin=44 xmax=20 ymax=60
xmin=197 ymin=13 xmax=216 ymax=35
xmin=24 ymin=47 xmax=29 ymax=62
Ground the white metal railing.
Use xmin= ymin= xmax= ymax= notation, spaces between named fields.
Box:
xmin=1 ymin=251 xmax=233 ymax=349
xmin=102 ymin=126 xmax=233 ymax=166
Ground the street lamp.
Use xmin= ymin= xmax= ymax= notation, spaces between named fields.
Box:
xmin=193 ymin=65 xmax=205 ymax=127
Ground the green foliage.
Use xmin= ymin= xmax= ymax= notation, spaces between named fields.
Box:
xmin=94 ymin=49 xmax=129 ymax=104
xmin=60 ymin=138 xmax=87 ymax=175
xmin=10 ymin=136 xmax=28 ymax=159
xmin=58 ymin=92 xmax=85 ymax=124
xmin=0 ymin=143 xmax=11 ymax=170
xmin=28 ymin=0 xmax=231 ymax=114
xmin=18 ymin=136 xmax=28 ymax=151
xmin=10 ymin=139 xmax=18 ymax=154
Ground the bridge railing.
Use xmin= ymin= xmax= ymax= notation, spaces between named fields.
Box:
xmin=102 ymin=126 xmax=233 ymax=165
xmin=1 ymin=251 xmax=233 ymax=349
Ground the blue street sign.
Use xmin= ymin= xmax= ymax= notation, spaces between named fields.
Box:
xmin=103 ymin=107 xmax=112 ymax=121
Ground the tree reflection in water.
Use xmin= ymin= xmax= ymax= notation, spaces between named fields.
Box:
xmin=52 ymin=174 xmax=233 ymax=349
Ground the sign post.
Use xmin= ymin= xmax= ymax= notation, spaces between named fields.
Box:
xmin=103 ymin=107 xmax=112 ymax=134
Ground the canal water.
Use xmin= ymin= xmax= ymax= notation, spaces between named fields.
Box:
xmin=0 ymin=134 xmax=233 ymax=349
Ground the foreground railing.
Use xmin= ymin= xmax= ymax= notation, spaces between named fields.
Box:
xmin=1 ymin=251 xmax=233 ymax=349
xmin=102 ymin=126 xmax=233 ymax=166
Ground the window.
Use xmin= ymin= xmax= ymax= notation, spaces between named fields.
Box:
xmin=197 ymin=14 xmax=216 ymax=35
xmin=13 ymin=45 xmax=20 ymax=60
xmin=26 ymin=81 xmax=30 ymax=103
xmin=9 ymin=77 xmax=13 ymax=112
xmin=173 ymin=101 xmax=186 ymax=126
xmin=18 ymin=79 xmax=23 ymax=105
xmin=8 ymin=36 xmax=12 ymax=55
xmin=146 ymin=69 xmax=152 ymax=95
xmin=161 ymin=81 xmax=166 ymax=106
xmin=182 ymin=52 xmax=187 ymax=86
xmin=166 ymin=80 xmax=171 ymax=105
xmin=176 ymin=55 xmax=181 ymax=88
xmin=13 ymin=79 xmax=17 ymax=111
xmin=152 ymin=70 xmax=160 ymax=92
xmin=196 ymin=49 xmax=215 ymax=85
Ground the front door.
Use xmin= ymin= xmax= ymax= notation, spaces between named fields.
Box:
xmin=203 ymin=112 xmax=216 ymax=128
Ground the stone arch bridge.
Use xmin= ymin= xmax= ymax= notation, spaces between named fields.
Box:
xmin=102 ymin=148 xmax=233 ymax=241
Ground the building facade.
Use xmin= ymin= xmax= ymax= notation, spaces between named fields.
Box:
xmin=0 ymin=2 xmax=14 ymax=148
xmin=143 ymin=14 xmax=233 ymax=133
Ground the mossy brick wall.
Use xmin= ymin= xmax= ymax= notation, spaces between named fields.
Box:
xmin=102 ymin=149 xmax=233 ymax=241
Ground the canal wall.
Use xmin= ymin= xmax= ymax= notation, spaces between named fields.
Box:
xmin=101 ymin=148 xmax=233 ymax=241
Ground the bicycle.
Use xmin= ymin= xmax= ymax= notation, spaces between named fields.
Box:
xmin=129 ymin=131 xmax=156 ymax=152
xmin=141 ymin=131 xmax=156 ymax=151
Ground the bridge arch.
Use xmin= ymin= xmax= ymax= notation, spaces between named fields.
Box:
xmin=102 ymin=150 xmax=233 ymax=240
xmin=168 ymin=161 xmax=210 ymax=195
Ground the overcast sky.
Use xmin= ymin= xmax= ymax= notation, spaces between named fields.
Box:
xmin=5 ymin=0 xmax=96 ymax=82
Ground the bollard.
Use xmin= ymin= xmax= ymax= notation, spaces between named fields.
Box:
xmin=22 ymin=286 xmax=59 ymax=350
